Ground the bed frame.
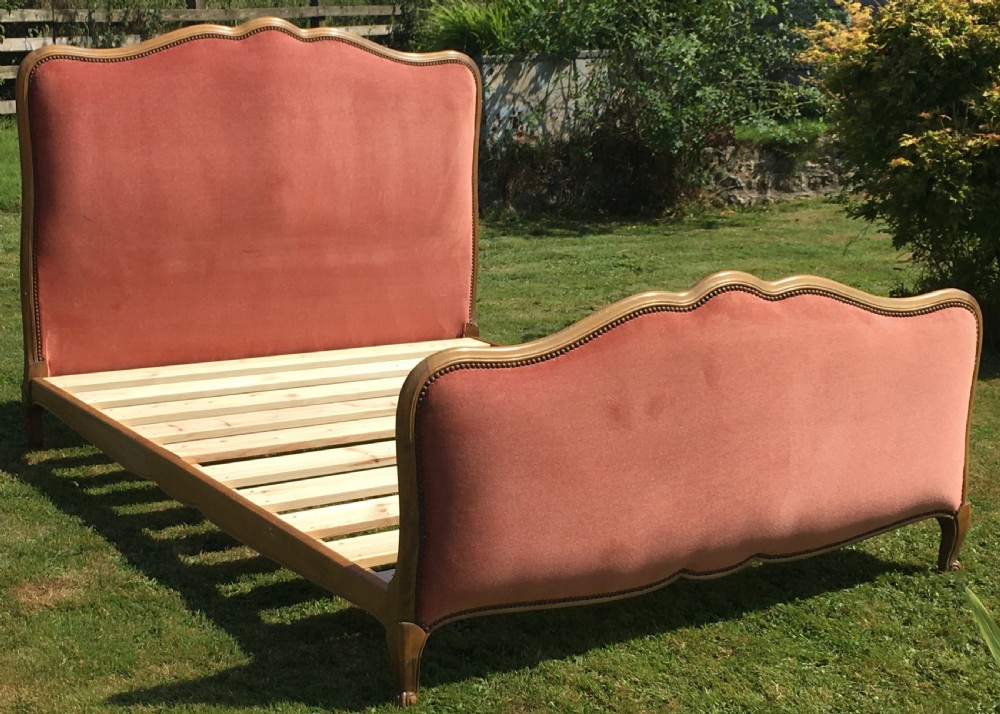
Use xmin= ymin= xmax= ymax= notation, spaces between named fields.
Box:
xmin=18 ymin=18 xmax=982 ymax=706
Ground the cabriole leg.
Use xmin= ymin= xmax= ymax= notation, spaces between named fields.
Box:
xmin=386 ymin=622 xmax=428 ymax=707
xmin=25 ymin=402 xmax=43 ymax=448
xmin=937 ymin=501 xmax=972 ymax=572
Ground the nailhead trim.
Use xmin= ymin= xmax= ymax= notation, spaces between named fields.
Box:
xmin=418 ymin=285 xmax=979 ymax=397
xmin=28 ymin=25 xmax=473 ymax=72
xmin=31 ymin=235 xmax=42 ymax=361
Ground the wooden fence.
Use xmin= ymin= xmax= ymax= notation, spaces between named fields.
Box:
xmin=0 ymin=4 xmax=399 ymax=113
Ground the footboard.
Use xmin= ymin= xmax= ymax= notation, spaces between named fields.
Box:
xmin=391 ymin=272 xmax=981 ymax=631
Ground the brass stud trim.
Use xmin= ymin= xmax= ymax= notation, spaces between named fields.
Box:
xmin=418 ymin=285 xmax=978 ymax=394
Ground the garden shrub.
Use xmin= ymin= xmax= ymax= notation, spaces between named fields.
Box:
xmin=582 ymin=0 xmax=831 ymax=211
xmin=821 ymin=0 xmax=1000 ymax=329
xmin=414 ymin=0 xmax=611 ymax=57
xmin=415 ymin=0 xmax=518 ymax=56
xmin=416 ymin=0 xmax=837 ymax=214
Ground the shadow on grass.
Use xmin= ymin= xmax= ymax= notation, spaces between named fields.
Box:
xmin=482 ymin=215 xmax=625 ymax=240
xmin=2 ymin=402 xmax=929 ymax=711
xmin=977 ymin=347 xmax=1000 ymax=381
xmin=480 ymin=203 xmax=766 ymax=239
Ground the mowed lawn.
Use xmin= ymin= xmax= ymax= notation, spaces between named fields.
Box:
xmin=2 ymin=116 xmax=1000 ymax=712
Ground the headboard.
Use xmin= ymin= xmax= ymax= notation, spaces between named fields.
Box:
xmin=18 ymin=18 xmax=481 ymax=378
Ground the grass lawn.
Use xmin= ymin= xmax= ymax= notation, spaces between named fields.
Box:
xmin=2 ymin=116 xmax=1000 ymax=711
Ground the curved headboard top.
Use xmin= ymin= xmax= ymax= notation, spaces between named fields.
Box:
xmin=18 ymin=19 xmax=481 ymax=377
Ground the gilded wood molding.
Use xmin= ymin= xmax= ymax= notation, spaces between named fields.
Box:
xmin=15 ymin=16 xmax=479 ymax=74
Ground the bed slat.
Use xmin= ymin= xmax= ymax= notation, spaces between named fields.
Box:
xmin=324 ymin=530 xmax=399 ymax=569
xmin=135 ymin=396 xmax=398 ymax=444
xmin=47 ymin=338 xmax=480 ymax=391
xmin=279 ymin=495 xmax=400 ymax=539
xmin=239 ymin=465 xmax=398 ymax=512
xmin=197 ymin=441 xmax=397 ymax=488
xmin=166 ymin=416 xmax=396 ymax=463
xmin=100 ymin=377 xmax=406 ymax=426
xmin=69 ymin=358 xmax=423 ymax=409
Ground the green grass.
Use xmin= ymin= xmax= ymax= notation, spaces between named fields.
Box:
xmin=2 ymin=121 xmax=1000 ymax=711
xmin=479 ymin=203 xmax=909 ymax=344
xmin=733 ymin=119 xmax=831 ymax=149
xmin=0 ymin=118 xmax=20 ymax=212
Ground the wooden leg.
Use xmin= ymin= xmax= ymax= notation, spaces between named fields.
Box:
xmin=386 ymin=622 xmax=428 ymax=707
xmin=25 ymin=402 xmax=43 ymax=448
xmin=937 ymin=502 xmax=972 ymax=572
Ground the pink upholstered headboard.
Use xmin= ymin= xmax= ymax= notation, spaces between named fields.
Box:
xmin=18 ymin=19 xmax=481 ymax=377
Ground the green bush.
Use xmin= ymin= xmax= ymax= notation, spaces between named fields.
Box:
xmin=826 ymin=0 xmax=1000 ymax=326
xmin=414 ymin=0 xmax=609 ymax=56
xmin=560 ymin=0 xmax=834 ymax=211
xmin=420 ymin=0 xmax=836 ymax=214
xmin=416 ymin=0 xmax=517 ymax=56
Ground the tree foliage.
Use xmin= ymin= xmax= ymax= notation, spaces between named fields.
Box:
xmin=823 ymin=0 xmax=1000 ymax=323
xmin=589 ymin=1 xmax=827 ymax=190
xmin=417 ymin=0 xmax=835 ymax=213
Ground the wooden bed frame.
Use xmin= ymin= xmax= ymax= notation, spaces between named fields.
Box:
xmin=18 ymin=19 xmax=982 ymax=706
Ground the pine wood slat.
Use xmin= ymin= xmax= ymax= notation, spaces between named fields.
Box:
xmin=324 ymin=529 xmax=399 ymax=569
xmin=135 ymin=396 xmax=398 ymax=444
xmin=239 ymin=465 xmax=398 ymax=512
xmin=66 ymin=358 xmax=424 ymax=409
xmin=198 ymin=441 xmax=397 ymax=489
xmin=279 ymin=494 xmax=399 ymax=539
xmin=49 ymin=338 xmax=478 ymax=392
xmin=166 ymin=415 xmax=396 ymax=463
xmin=100 ymin=376 xmax=405 ymax=426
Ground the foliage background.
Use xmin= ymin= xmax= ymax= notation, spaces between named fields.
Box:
xmin=820 ymin=0 xmax=1000 ymax=333
xmin=416 ymin=0 xmax=835 ymax=214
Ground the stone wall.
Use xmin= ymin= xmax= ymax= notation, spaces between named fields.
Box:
xmin=480 ymin=52 xmax=599 ymax=143
xmin=479 ymin=53 xmax=843 ymax=211
xmin=701 ymin=140 xmax=843 ymax=206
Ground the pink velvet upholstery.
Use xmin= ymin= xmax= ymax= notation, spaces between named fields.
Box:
xmin=412 ymin=290 xmax=978 ymax=628
xmin=25 ymin=28 xmax=477 ymax=376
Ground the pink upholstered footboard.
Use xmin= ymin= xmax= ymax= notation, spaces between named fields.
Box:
xmin=392 ymin=272 xmax=981 ymax=632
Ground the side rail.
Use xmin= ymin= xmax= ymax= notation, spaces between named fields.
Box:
xmin=391 ymin=272 xmax=982 ymax=632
